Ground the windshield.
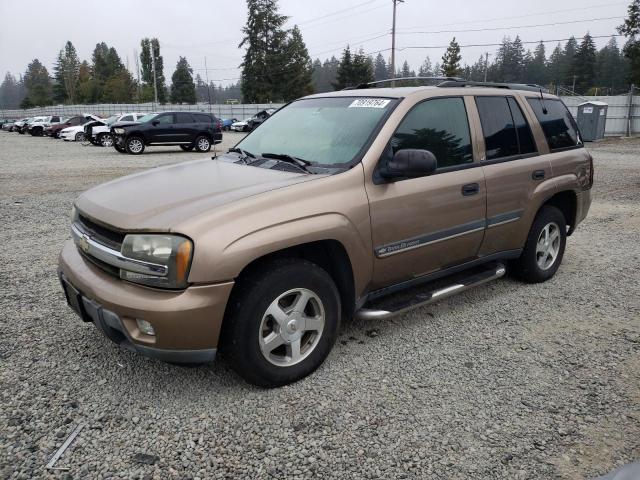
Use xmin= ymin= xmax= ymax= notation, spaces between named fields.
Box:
xmin=235 ymin=97 xmax=396 ymax=166
xmin=104 ymin=115 xmax=120 ymax=125
xmin=138 ymin=113 xmax=159 ymax=123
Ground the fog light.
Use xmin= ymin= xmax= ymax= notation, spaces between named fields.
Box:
xmin=136 ymin=319 xmax=155 ymax=336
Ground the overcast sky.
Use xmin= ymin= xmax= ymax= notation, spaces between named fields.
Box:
xmin=0 ymin=0 xmax=628 ymax=85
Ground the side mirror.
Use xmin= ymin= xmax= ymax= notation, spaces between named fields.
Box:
xmin=152 ymin=120 xmax=160 ymax=126
xmin=381 ymin=149 xmax=437 ymax=180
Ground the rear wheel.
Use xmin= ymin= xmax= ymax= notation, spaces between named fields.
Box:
xmin=195 ymin=135 xmax=211 ymax=152
xmin=221 ymin=259 xmax=341 ymax=388
xmin=125 ymin=136 xmax=145 ymax=155
xmin=75 ymin=132 xmax=85 ymax=142
xmin=180 ymin=145 xmax=194 ymax=151
xmin=510 ymin=205 xmax=567 ymax=283
xmin=99 ymin=133 xmax=114 ymax=147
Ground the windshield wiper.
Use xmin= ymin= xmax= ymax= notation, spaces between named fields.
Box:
xmin=261 ymin=152 xmax=312 ymax=172
xmin=228 ymin=147 xmax=256 ymax=162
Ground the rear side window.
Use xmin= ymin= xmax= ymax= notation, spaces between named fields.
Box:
xmin=526 ymin=98 xmax=581 ymax=150
xmin=475 ymin=97 xmax=519 ymax=160
xmin=507 ymin=97 xmax=537 ymax=155
xmin=121 ymin=115 xmax=134 ymax=122
xmin=391 ymin=97 xmax=473 ymax=169
xmin=156 ymin=114 xmax=174 ymax=125
xmin=176 ymin=113 xmax=194 ymax=124
xmin=193 ymin=113 xmax=212 ymax=123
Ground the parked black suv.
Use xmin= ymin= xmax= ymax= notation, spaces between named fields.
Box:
xmin=110 ymin=112 xmax=223 ymax=155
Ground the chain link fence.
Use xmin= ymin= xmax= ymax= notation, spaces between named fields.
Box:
xmin=0 ymin=103 xmax=285 ymax=120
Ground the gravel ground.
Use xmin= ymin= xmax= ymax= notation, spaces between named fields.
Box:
xmin=0 ymin=132 xmax=638 ymax=480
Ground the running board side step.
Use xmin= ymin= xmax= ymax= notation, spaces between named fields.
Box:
xmin=354 ymin=263 xmax=506 ymax=321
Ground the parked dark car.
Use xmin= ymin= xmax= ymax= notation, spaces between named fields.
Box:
xmin=1 ymin=119 xmax=16 ymax=131
xmin=247 ymin=109 xmax=276 ymax=131
xmin=46 ymin=115 xmax=94 ymax=139
xmin=110 ymin=111 xmax=223 ymax=154
xmin=0 ymin=118 xmax=16 ymax=129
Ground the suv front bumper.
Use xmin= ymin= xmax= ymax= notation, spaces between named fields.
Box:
xmin=58 ymin=240 xmax=234 ymax=363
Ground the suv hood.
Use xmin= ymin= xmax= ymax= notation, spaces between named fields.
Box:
xmin=76 ymin=158 xmax=323 ymax=231
xmin=111 ymin=121 xmax=141 ymax=128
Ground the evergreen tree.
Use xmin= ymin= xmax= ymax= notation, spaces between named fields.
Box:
xmin=561 ymin=36 xmax=578 ymax=89
xmin=596 ymin=37 xmax=628 ymax=94
xmin=574 ymin=33 xmax=597 ymax=94
xmin=170 ymin=57 xmax=197 ymax=104
xmin=333 ymin=46 xmax=353 ymax=89
xmin=468 ymin=55 xmax=487 ymax=81
xmin=374 ymin=53 xmax=388 ymax=81
xmin=140 ymin=38 xmax=167 ymax=102
xmin=441 ymin=37 xmax=462 ymax=77
xmin=417 ymin=57 xmax=433 ymax=77
xmin=525 ymin=42 xmax=547 ymax=85
xmin=23 ymin=59 xmax=52 ymax=107
xmin=280 ymin=25 xmax=314 ymax=100
xmin=547 ymin=43 xmax=564 ymax=89
xmin=240 ymin=0 xmax=289 ymax=103
xmin=618 ymin=0 xmax=640 ymax=85
xmin=53 ymin=41 xmax=81 ymax=103
xmin=401 ymin=60 xmax=412 ymax=78
xmin=312 ymin=56 xmax=339 ymax=92
xmin=195 ymin=74 xmax=210 ymax=103
xmin=495 ymin=36 xmax=525 ymax=82
xmin=0 ymin=72 xmax=25 ymax=109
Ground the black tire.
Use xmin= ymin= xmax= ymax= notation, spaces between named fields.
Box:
xmin=221 ymin=259 xmax=341 ymax=388
xmin=242 ymin=125 xmax=248 ymax=132
xmin=98 ymin=133 xmax=114 ymax=147
xmin=510 ymin=205 xmax=567 ymax=283
xmin=180 ymin=145 xmax=194 ymax=151
xmin=113 ymin=143 xmax=127 ymax=153
xmin=194 ymin=135 xmax=211 ymax=152
xmin=125 ymin=136 xmax=145 ymax=155
xmin=75 ymin=132 xmax=85 ymax=142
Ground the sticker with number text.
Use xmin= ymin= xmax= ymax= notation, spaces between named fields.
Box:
xmin=349 ymin=99 xmax=391 ymax=108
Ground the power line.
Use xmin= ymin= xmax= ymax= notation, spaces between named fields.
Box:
xmin=292 ymin=0 xmax=385 ymax=26
xmin=396 ymin=16 xmax=624 ymax=35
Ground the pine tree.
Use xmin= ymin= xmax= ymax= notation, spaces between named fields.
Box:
xmin=23 ymin=59 xmax=52 ymax=107
xmin=441 ymin=38 xmax=462 ymax=77
xmin=561 ymin=36 xmax=578 ymax=89
xmin=574 ymin=33 xmax=597 ymax=94
xmin=418 ymin=57 xmax=433 ymax=77
xmin=596 ymin=37 xmax=629 ymax=94
xmin=374 ymin=53 xmax=388 ymax=81
xmin=495 ymin=36 xmax=525 ymax=82
xmin=240 ymin=0 xmax=289 ymax=103
xmin=401 ymin=60 xmax=411 ymax=78
xmin=0 ymin=72 xmax=25 ymax=109
xmin=525 ymin=42 xmax=547 ymax=85
xmin=195 ymin=74 xmax=210 ymax=103
xmin=170 ymin=57 xmax=197 ymax=104
xmin=140 ymin=38 xmax=167 ymax=102
xmin=333 ymin=46 xmax=353 ymax=89
xmin=280 ymin=25 xmax=314 ymax=100
xmin=547 ymin=43 xmax=564 ymax=89
xmin=618 ymin=0 xmax=640 ymax=85
xmin=53 ymin=41 xmax=81 ymax=103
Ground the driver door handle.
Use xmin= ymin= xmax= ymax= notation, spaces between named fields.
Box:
xmin=461 ymin=183 xmax=480 ymax=196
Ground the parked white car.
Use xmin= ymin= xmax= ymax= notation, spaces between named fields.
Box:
xmin=230 ymin=117 xmax=253 ymax=132
xmin=27 ymin=115 xmax=65 ymax=136
xmin=59 ymin=115 xmax=101 ymax=142
xmin=87 ymin=112 xmax=145 ymax=147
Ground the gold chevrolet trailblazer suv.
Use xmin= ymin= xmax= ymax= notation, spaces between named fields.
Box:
xmin=59 ymin=79 xmax=593 ymax=387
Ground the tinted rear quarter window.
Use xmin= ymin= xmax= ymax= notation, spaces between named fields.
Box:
xmin=507 ymin=97 xmax=537 ymax=155
xmin=391 ymin=97 xmax=473 ymax=169
xmin=526 ymin=98 xmax=581 ymax=150
xmin=193 ymin=113 xmax=212 ymax=123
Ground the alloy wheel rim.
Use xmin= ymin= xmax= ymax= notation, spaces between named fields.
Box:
xmin=258 ymin=288 xmax=325 ymax=367
xmin=129 ymin=139 xmax=143 ymax=153
xmin=101 ymin=135 xmax=113 ymax=147
xmin=536 ymin=222 xmax=561 ymax=270
xmin=198 ymin=138 xmax=210 ymax=150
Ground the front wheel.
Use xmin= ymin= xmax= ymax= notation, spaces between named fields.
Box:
xmin=99 ymin=133 xmax=114 ymax=147
xmin=75 ymin=132 xmax=85 ymax=142
xmin=510 ymin=205 xmax=567 ymax=283
xmin=125 ymin=136 xmax=145 ymax=155
xmin=221 ymin=259 xmax=341 ymax=388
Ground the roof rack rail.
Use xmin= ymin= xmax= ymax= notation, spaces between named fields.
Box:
xmin=343 ymin=76 xmax=465 ymax=90
xmin=437 ymin=79 xmax=548 ymax=93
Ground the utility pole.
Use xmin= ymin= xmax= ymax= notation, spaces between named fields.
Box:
xmin=151 ymin=48 xmax=159 ymax=106
xmin=204 ymin=57 xmax=212 ymax=112
xmin=483 ymin=52 xmax=490 ymax=82
xmin=572 ymin=74 xmax=577 ymax=94
xmin=390 ymin=0 xmax=404 ymax=82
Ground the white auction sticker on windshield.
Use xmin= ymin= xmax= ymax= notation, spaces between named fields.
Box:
xmin=349 ymin=99 xmax=391 ymax=108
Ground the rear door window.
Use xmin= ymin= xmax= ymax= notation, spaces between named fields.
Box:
xmin=193 ymin=113 xmax=212 ymax=123
xmin=390 ymin=97 xmax=473 ymax=169
xmin=156 ymin=114 xmax=175 ymax=125
xmin=526 ymin=98 xmax=582 ymax=150
xmin=176 ymin=113 xmax=194 ymax=124
xmin=507 ymin=97 xmax=537 ymax=155
xmin=475 ymin=97 xmax=519 ymax=160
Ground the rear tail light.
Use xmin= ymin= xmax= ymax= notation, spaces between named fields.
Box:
xmin=216 ymin=120 xmax=222 ymax=130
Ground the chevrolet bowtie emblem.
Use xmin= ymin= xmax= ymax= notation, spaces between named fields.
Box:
xmin=78 ymin=235 xmax=90 ymax=253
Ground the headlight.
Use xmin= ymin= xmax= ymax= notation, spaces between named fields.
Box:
xmin=120 ymin=234 xmax=193 ymax=289
xmin=113 ymin=128 xmax=125 ymax=134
